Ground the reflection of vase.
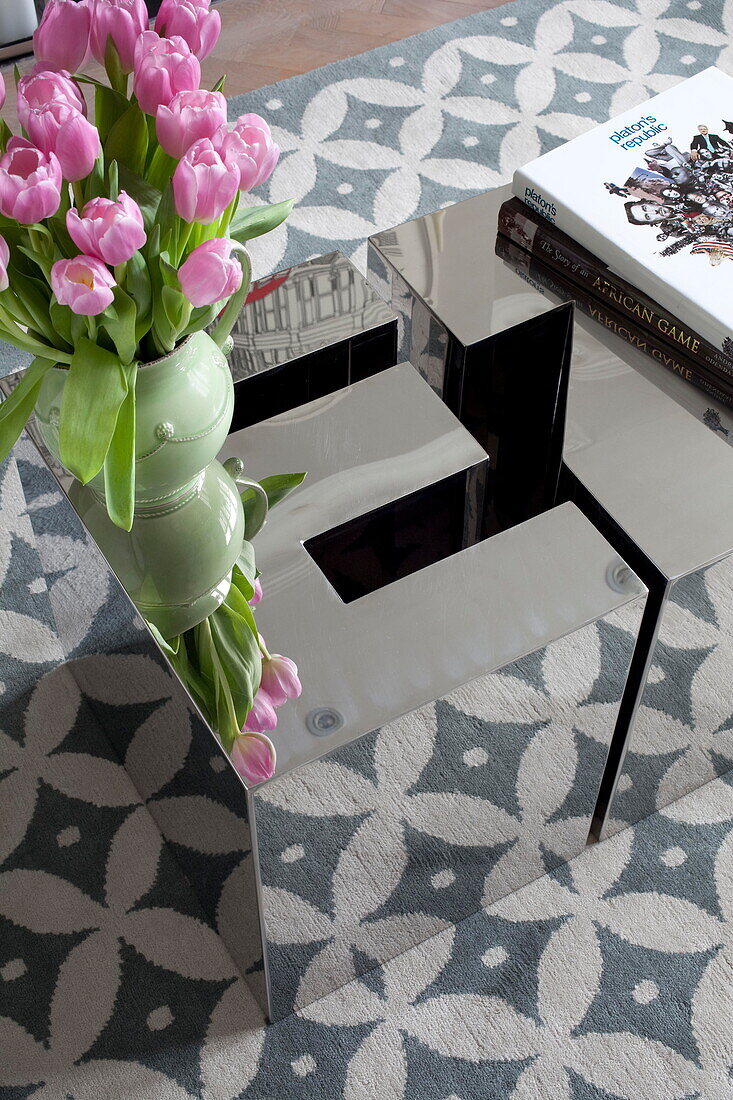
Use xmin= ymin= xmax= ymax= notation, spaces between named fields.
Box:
xmin=35 ymin=330 xmax=245 ymax=638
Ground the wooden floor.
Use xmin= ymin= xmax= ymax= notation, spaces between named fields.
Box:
xmin=3 ymin=0 xmax=513 ymax=129
xmin=203 ymin=0 xmax=514 ymax=92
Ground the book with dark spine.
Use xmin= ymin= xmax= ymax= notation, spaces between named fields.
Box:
xmin=495 ymin=233 xmax=733 ymax=410
xmin=498 ymin=196 xmax=733 ymax=382
xmin=513 ymin=68 xmax=733 ymax=365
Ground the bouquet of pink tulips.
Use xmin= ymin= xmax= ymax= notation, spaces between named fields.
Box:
xmin=0 ymin=0 xmax=291 ymax=531
xmin=0 ymin=0 xmax=303 ymax=785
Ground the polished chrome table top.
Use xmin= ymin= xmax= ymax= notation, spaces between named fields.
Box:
xmin=220 ymin=363 xmax=644 ymax=779
xmin=228 ymin=250 xmax=396 ymax=382
xmin=370 ymin=185 xmax=733 ymax=581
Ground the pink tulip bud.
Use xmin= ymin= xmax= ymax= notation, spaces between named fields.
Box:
xmin=232 ymin=114 xmax=280 ymax=189
xmin=249 ymin=577 xmax=263 ymax=605
xmin=242 ymin=689 xmax=278 ymax=734
xmin=0 ymin=236 xmax=10 ymax=293
xmin=0 ymin=138 xmax=62 ymax=224
xmin=230 ymin=731 xmax=276 ymax=784
xmin=155 ymin=0 xmax=221 ymax=61
xmin=172 ymin=137 xmax=238 ymax=224
xmin=133 ymin=30 xmax=201 ymax=117
xmin=17 ymin=70 xmax=86 ymax=129
xmin=178 ymin=237 xmax=242 ymax=307
xmin=27 ymin=103 xmax=100 ymax=182
xmin=260 ymin=653 xmax=302 ymax=708
xmin=212 ymin=130 xmax=256 ymax=193
xmin=90 ymin=0 xmax=148 ymax=73
xmin=51 ymin=255 xmax=115 ymax=315
xmin=156 ymin=88 xmax=227 ymax=159
xmin=33 ymin=0 xmax=91 ymax=73
xmin=0 ymin=73 xmax=5 ymax=113
xmin=67 ymin=191 xmax=146 ymax=266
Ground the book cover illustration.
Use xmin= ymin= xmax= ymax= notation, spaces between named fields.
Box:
xmin=513 ymin=68 xmax=733 ymax=357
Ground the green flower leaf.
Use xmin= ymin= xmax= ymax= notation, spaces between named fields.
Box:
xmin=147 ymin=146 xmax=177 ymax=193
xmin=108 ymin=160 xmax=119 ymax=202
xmin=103 ymin=36 xmax=127 ymax=96
xmin=105 ymin=101 xmax=149 ymax=176
xmin=0 ymin=118 xmax=13 ymax=156
xmin=228 ymin=199 xmax=294 ymax=244
xmin=125 ymin=250 xmax=153 ymax=339
xmin=196 ymin=617 xmax=241 ymax=751
xmin=0 ymin=357 xmax=56 ymax=463
xmin=234 ymin=543 xmax=259 ymax=602
xmin=118 ymin=166 xmax=162 ymax=234
xmin=59 ymin=338 xmax=128 ymax=484
xmin=210 ymin=600 xmax=262 ymax=733
xmin=103 ymin=361 xmax=137 ymax=530
xmin=259 ymin=471 xmax=306 ymax=508
xmin=169 ymin=634 xmax=213 ymax=724
xmin=94 ymin=83 xmax=129 ymax=145
xmin=224 ymin=576 xmax=259 ymax=638
xmin=101 ymin=286 xmax=138 ymax=365
xmin=85 ymin=153 xmax=107 ymax=202
xmin=146 ymin=620 xmax=179 ymax=656
xmin=50 ymin=301 xmax=73 ymax=347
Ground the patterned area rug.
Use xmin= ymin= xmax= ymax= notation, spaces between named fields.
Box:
xmin=2 ymin=0 xmax=733 ymax=1096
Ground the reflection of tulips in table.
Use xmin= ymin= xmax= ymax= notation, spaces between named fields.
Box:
xmin=234 ymin=636 xmax=303 ymax=784
xmin=0 ymin=0 xmax=299 ymax=782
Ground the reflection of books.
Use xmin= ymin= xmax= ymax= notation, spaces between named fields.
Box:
xmin=495 ymin=234 xmax=733 ymax=410
xmin=499 ymin=197 xmax=733 ymax=382
xmin=512 ymin=67 xmax=733 ymax=358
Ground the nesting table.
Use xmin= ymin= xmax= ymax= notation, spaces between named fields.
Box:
xmin=368 ymin=183 xmax=733 ymax=840
xmin=1 ymin=245 xmax=657 ymax=1021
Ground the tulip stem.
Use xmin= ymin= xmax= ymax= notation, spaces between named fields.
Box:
xmin=210 ymin=248 xmax=252 ymax=348
xmin=175 ymin=220 xmax=194 ymax=265
xmin=258 ymin=636 xmax=271 ymax=661
xmin=72 ymin=180 xmax=85 ymax=212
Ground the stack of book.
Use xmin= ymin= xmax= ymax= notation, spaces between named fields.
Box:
xmin=499 ymin=67 xmax=733 ymax=409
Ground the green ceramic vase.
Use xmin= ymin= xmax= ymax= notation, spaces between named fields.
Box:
xmin=35 ymin=330 xmax=252 ymax=638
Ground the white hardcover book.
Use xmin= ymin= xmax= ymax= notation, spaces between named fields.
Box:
xmin=513 ymin=67 xmax=733 ymax=359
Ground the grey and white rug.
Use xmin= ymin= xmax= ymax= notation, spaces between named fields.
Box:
xmin=2 ymin=0 xmax=733 ymax=1096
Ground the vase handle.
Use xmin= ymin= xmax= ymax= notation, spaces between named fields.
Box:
xmin=222 ymin=457 xmax=269 ymax=539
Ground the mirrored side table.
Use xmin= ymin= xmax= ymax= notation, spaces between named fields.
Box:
xmin=368 ymin=184 xmax=733 ymax=839
xmin=2 ymin=249 xmax=647 ymax=1021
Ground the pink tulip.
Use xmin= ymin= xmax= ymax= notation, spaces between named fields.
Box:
xmin=51 ymin=255 xmax=115 ymax=315
xmin=156 ymin=88 xmax=227 ymax=158
xmin=214 ymin=119 xmax=280 ymax=193
xmin=0 ymin=236 xmax=9 ymax=292
xmin=260 ymin=653 xmax=302 ymax=708
xmin=212 ymin=130 xmax=257 ymax=193
xmin=0 ymin=138 xmax=62 ymax=224
xmin=27 ymin=103 xmax=100 ymax=182
xmin=249 ymin=577 xmax=263 ymax=606
xmin=172 ymin=137 xmax=238 ymax=224
xmin=178 ymin=237 xmax=242 ymax=307
xmin=17 ymin=70 xmax=86 ymax=129
xmin=0 ymin=73 xmax=5 ymax=113
xmin=133 ymin=30 xmax=201 ymax=117
xmin=33 ymin=0 xmax=91 ymax=73
xmin=155 ymin=0 xmax=221 ymax=61
xmin=230 ymin=731 xmax=276 ymax=783
xmin=67 ymin=191 xmax=146 ymax=265
xmin=90 ymin=0 xmax=148 ymax=73
xmin=242 ymin=689 xmax=278 ymax=734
